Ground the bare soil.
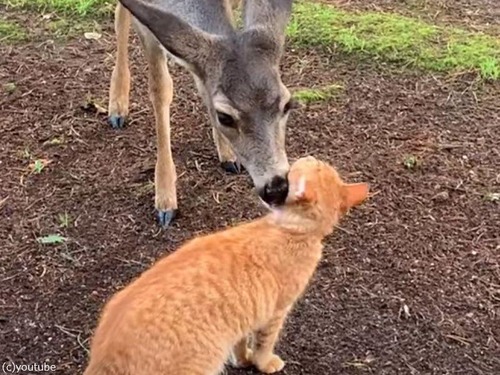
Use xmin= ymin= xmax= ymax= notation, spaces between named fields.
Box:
xmin=1 ymin=8 xmax=499 ymax=375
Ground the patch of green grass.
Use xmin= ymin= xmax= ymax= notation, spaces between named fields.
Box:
xmin=37 ymin=234 xmax=67 ymax=244
xmin=29 ymin=158 xmax=51 ymax=174
xmin=0 ymin=19 xmax=27 ymax=42
xmin=1 ymin=0 xmax=108 ymax=39
xmin=4 ymin=0 xmax=499 ymax=78
xmin=402 ymin=155 xmax=420 ymax=169
xmin=44 ymin=17 xmax=102 ymax=38
xmin=292 ymin=84 xmax=343 ymax=104
xmin=288 ymin=1 xmax=500 ymax=79
xmin=3 ymin=0 xmax=113 ymax=17
xmin=32 ymin=159 xmax=45 ymax=173
xmin=3 ymin=82 xmax=17 ymax=93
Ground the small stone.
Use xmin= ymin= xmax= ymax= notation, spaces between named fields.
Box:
xmin=403 ymin=304 xmax=410 ymax=318
xmin=432 ymin=191 xmax=449 ymax=202
xmin=84 ymin=32 xmax=102 ymax=40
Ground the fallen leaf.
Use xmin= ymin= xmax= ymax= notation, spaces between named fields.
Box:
xmin=81 ymin=100 xmax=107 ymax=114
xmin=37 ymin=234 xmax=67 ymax=244
xmin=485 ymin=192 xmax=500 ymax=202
xmin=84 ymin=32 xmax=102 ymax=40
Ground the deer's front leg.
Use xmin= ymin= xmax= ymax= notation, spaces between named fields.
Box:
xmin=251 ymin=313 xmax=287 ymax=374
xmin=145 ymin=43 xmax=177 ymax=227
xmin=212 ymin=127 xmax=242 ymax=174
xmin=108 ymin=3 xmax=131 ymax=129
xmin=192 ymin=75 xmax=241 ymax=174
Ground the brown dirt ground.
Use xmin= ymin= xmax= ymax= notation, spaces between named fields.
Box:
xmin=1 ymin=6 xmax=500 ymax=375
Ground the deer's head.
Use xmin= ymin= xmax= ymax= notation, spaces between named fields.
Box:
xmin=120 ymin=0 xmax=296 ymax=206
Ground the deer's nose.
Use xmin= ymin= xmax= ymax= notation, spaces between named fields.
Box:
xmin=259 ymin=175 xmax=289 ymax=206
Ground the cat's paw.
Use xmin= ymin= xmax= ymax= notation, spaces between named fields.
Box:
xmin=256 ymin=354 xmax=285 ymax=374
xmin=232 ymin=348 xmax=253 ymax=368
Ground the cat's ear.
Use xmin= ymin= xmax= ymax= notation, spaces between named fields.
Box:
xmin=342 ymin=182 xmax=369 ymax=209
xmin=292 ymin=175 xmax=317 ymax=203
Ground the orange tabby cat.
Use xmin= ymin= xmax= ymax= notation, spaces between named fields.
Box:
xmin=83 ymin=156 xmax=369 ymax=375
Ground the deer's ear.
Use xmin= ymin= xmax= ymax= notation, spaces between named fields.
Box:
xmin=342 ymin=183 xmax=369 ymax=209
xmin=242 ymin=0 xmax=293 ymax=61
xmin=119 ymin=0 xmax=225 ymax=77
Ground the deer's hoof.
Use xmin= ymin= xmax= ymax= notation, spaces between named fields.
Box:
xmin=109 ymin=115 xmax=127 ymax=129
xmin=156 ymin=209 xmax=177 ymax=228
xmin=221 ymin=161 xmax=244 ymax=174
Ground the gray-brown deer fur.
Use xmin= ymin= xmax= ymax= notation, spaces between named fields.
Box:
xmin=109 ymin=0 xmax=297 ymax=227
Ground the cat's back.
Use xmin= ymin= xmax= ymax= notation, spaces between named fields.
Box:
xmin=86 ymin=221 xmax=281 ymax=374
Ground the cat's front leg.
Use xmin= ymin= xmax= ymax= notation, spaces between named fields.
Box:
xmin=251 ymin=312 xmax=287 ymax=374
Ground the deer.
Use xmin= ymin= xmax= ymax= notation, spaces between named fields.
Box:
xmin=108 ymin=0 xmax=298 ymax=227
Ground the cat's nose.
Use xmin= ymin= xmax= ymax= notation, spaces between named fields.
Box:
xmin=258 ymin=175 xmax=289 ymax=206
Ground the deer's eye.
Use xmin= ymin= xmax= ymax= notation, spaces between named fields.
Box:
xmin=284 ymin=99 xmax=299 ymax=114
xmin=216 ymin=112 xmax=236 ymax=128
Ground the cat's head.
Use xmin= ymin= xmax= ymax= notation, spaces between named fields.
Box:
xmin=278 ymin=156 xmax=369 ymax=234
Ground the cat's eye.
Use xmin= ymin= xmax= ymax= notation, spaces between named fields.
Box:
xmin=284 ymin=99 xmax=299 ymax=114
xmin=216 ymin=111 xmax=236 ymax=128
